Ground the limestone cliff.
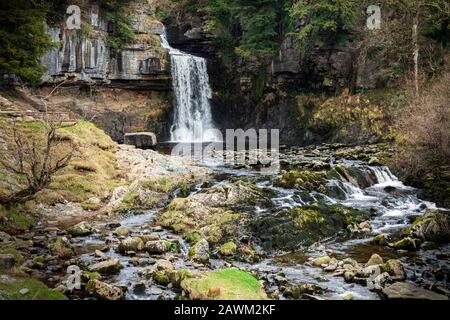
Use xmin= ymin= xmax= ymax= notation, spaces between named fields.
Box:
xmin=34 ymin=1 xmax=172 ymax=142
xmin=41 ymin=1 xmax=170 ymax=89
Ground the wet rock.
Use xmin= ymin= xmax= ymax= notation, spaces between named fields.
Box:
xmin=0 ymin=254 xmax=16 ymax=269
xmin=369 ymin=272 xmax=390 ymax=291
xmin=372 ymin=233 xmax=392 ymax=246
xmin=382 ymin=259 xmax=406 ymax=281
xmin=188 ymin=239 xmax=210 ymax=265
xmin=155 ymin=259 xmax=174 ymax=272
xmin=49 ymin=237 xmax=75 ymax=259
xmin=114 ymin=226 xmax=130 ymax=237
xmin=0 ymin=231 xmax=12 ymax=242
xmin=284 ymin=283 xmax=326 ymax=299
xmin=68 ymin=222 xmax=93 ymax=237
xmin=132 ymin=282 xmax=147 ymax=295
xmin=311 ymin=256 xmax=331 ymax=267
xmin=382 ymin=282 xmax=448 ymax=300
xmin=420 ymin=241 xmax=438 ymax=250
xmin=88 ymin=258 xmax=122 ymax=275
xmin=118 ymin=237 xmax=144 ymax=254
xmin=86 ymin=279 xmax=124 ymax=300
xmin=144 ymin=241 xmax=169 ymax=254
xmin=342 ymin=293 xmax=354 ymax=300
xmin=366 ymin=254 xmax=384 ymax=267
xmin=410 ymin=210 xmax=450 ymax=244
xmin=348 ymin=221 xmax=372 ymax=234
xmin=391 ymin=237 xmax=420 ymax=251
xmin=343 ymin=258 xmax=359 ymax=268
xmin=140 ymin=233 xmax=160 ymax=243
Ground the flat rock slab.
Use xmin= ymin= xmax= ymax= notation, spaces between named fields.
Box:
xmin=383 ymin=282 xmax=448 ymax=300
xmin=124 ymin=132 xmax=157 ymax=149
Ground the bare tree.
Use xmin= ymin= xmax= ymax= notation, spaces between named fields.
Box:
xmin=0 ymin=120 xmax=76 ymax=206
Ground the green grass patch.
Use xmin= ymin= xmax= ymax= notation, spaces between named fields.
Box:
xmin=0 ymin=276 xmax=67 ymax=300
xmin=181 ymin=268 xmax=267 ymax=300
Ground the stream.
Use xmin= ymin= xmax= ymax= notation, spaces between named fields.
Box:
xmin=69 ymin=144 xmax=448 ymax=300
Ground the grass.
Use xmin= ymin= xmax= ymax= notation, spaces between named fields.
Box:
xmin=0 ymin=276 xmax=67 ymax=300
xmin=0 ymin=206 xmax=34 ymax=233
xmin=0 ymin=118 xmax=122 ymax=208
xmin=181 ymin=268 xmax=267 ymax=300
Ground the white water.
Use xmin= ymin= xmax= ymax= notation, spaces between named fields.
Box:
xmin=160 ymin=30 xmax=220 ymax=142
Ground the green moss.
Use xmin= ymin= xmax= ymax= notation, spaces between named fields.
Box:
xmin=219 ymin=242 xmax=237 ymax=256
xmin=0 ymin=206 xmax=33 ymax=233
xmin=162 ymin=240 xmax=179 ymax=253
xmin=0 ymin=276 xmax=67 ymax=300
xmin=153 ymin=271 xmax=171 ymax=286
xmin=48 ymin=237 xmax=74 ymax=259
xmin=181 ymin=268 xmax=267 ymax=300
xmin=185 ymin=231 xmax=202 ymax=244
xmin=274 ymin=171 xmax=326 ymax=192
xmin=158 ymin=198 xmax=242 ymax=246
xmin=0 ymin=242 xmax=24 ymax=267
xmin=252 ymin=202 xmax=367 ymax=251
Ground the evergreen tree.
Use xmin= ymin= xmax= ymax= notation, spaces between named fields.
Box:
xmin=0 ymin=1 xmax=54 ymax=85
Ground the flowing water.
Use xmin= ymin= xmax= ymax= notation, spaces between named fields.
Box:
xmin=160 ymin=30 xmax=220 ymax=143
xmin=80 ymin=146 xmax=448 ymax=299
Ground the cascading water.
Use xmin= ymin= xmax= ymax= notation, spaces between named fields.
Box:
xmin=160 ymin=29 xmax=220 ymax=142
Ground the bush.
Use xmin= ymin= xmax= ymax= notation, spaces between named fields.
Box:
xmin=392 ymin=70 xmax=450 ymax=206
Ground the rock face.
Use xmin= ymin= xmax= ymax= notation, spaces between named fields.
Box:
xmin=41 ymin=2 xmax=170 ymax=89
xmin=382 ymin=282 xmax=448 ymax=300
xmin=124 ymin=132 xmax=158 ymax=149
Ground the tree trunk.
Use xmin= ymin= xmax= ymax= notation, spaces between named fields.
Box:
xmin=412 ymin=13 xmax=420 ymax=98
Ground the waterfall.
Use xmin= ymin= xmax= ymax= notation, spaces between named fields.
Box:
xmin=160 ymin=29 xmax=220 ymax=142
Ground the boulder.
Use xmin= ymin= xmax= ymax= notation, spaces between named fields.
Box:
xmin=88 ymin=258 xmax=122 ymax=275
xmin=311 ymin=256 xmax=331 ymax=267
xmin=365 ymin=254 xmax=384 ymax=267
xmin=0 ymin=254 xmax=16 ymax=269
xmin=382 ymin=259 xmax=406 ymax=281
xmin=49 ymin=237 xmax=75 ymax=259
xmin=118 ymin=237 xmax=144 ymax=253
xmin=144 ymin=241 xmax=168 ymax=254
xmin=0 ymin=231 xmax=12 ymax=242
xmin=140 ymin=233 xmax=160 ymax=243
xmin=410 ymin=210 xmax=450 ymax=244
xmin=114 ymin=226 xmax=130 ymax=237
xmin=391 ymin=237 xmax=420 ymax=251
xmin=218 ymin=242 xmax=237 ymax=256
xmin=68 ymin=222 xmax=93 ymax=237
xmin=372 ymin=233 xmax=392 ymax=246
xmin=124 ymin=132 xmax=157 ymax=149
xmin=86 ymin=279 xmax=124 ymax=300
xmin=382 ymin=282 xmax=448 ymax=300
xmin=188 ymin=239 xmax=210 ymax=265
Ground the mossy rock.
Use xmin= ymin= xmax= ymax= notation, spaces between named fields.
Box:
xmin=49 ymin=237 xmax=75 ymax=259
xmin=181 ymin=268 xmax=267 ymax=300
xmin=0 ymin=206 xmax=33 ymax=234
xmin=0 ymin=276 xmax=67 ymax=300
xmin=274 ymin=171 xmax=326 ymax=192
xmin=252 ymin=203 xmax=368 ymax=251
xmin=219 ymin=242 xmax=237 ymax=256
xmin=153 ymin=271 xmax=171 ymax=286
